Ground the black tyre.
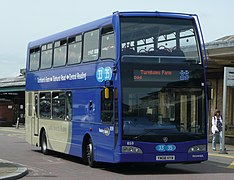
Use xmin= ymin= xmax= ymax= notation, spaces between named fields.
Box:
xmin=41 ymin=131 xmax=49 ymax=155
xmin=86 ymin=138 xmax=96 ymax=167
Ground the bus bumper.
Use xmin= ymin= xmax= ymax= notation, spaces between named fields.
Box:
xmin=114 ymin=152 xmax=208 ymax=163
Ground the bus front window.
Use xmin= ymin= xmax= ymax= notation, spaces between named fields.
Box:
xmin=120 ymin=60 xmax=206 ymax=142
xmin=122 ymin=86 xmax=206 ymax=142
xmin=120 ymin=16 xmax=206 ymax=142
xmin=120 ymin=17 xmax=201 ymax=64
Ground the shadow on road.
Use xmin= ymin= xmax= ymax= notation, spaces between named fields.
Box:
xmin=32 ymin=150 xmax=234 ymax=175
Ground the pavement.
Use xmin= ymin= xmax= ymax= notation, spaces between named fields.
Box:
xmin=208 ymin=143 xmax=234 ymax=169
xmin=0 ymin=126 xmax=233 ymax=179
xmin=0 ymin=159 xmax=28 ymax=180
xmin=0 ymin=126 xmax=28 ymax=180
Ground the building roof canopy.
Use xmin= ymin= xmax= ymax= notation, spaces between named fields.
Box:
xmin=206 ymin=35 xmax=234 ymax=72
xmin=0 ymin=76 xmax=25 ymax=92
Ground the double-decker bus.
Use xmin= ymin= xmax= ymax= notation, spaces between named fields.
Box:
xmin=25 ymin=11 xmax=208 ymax=167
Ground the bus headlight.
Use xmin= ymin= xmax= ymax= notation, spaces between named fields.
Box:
xmin=122 ymin=146 xmax=143 ymax=154
xmin=188 ymin=145 xmax=206 ymax=153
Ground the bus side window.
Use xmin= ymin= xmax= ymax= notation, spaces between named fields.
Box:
xmin=52 ymin=92 xmax=66 ymax=120
xmin=101 ymin=88 xmax=113 ymax=123
xmin=83 ymin=29 xmax=99 ymax=62
xmin=29 ymin=47 xmax=40 ymax=71
xmin=53 ymin=39 xmax=67 ymax=67
xmin=35 ymin=95 xmax=38 ymax=118
xmin=67 ymin=35 xmax=82 ymax=65
xmin=65 ymin=92 xmax=72 ymax=121
xmin=101 ymin=26 xmax=116 ymax=60
xmin=40 ymin=43 xmax=53 ymax=69
xmin=39 ymin=92 xmax=51 ymax=119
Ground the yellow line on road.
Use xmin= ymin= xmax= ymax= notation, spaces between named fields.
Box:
xmin=209 ymin=153 xmax=234 ymax=169
xmin=209 ymin=153 xmax=234 ymax=159
xmin=227 ymin=161 xmax=234 ymax=169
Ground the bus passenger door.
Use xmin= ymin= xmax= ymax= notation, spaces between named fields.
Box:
xmin=97 ymin=87 xmax=116 ymax=162
xmin=33 ymin=94 xmax=39 ymax=136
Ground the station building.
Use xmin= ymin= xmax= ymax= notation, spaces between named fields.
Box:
xmin=0 ymin=69 xmax=25 ymax=126
xmin=206 ymin=35 xmax=234 ymax=143
xmin=0 ymin=36 xmax=234 ymax=143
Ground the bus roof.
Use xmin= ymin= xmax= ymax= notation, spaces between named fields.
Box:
xmin=28 ymin=15 xmax=113 ymax=48
xmin=116 ymin=11 xmax=196 ymax=19
xmin=28 ymin=11 xmax=196 ymax=48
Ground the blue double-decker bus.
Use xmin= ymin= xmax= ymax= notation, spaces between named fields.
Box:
xmin=25 ymin=11 xmax=208 ymax=167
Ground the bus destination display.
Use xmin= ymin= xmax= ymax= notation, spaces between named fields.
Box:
xmin=133 ymin=69 xmax=190 ymax=82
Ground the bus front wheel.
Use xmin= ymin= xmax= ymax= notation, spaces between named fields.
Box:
xmin=41 ymin=131 xmax=49 ymax=155
xmin=86 ymin=138 xmax=96 ymax=167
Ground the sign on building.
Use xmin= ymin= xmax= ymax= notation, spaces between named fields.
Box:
xmin=221 ymin=67 xmax=234 ymax=154
xmin=226 ymin=67 xmax=234 ymax=86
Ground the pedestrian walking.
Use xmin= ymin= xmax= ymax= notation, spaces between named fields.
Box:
xmin=211 ymin=109 xmax=223 ymax=151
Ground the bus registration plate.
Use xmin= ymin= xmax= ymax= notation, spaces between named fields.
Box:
xmin=156 ymin=155 xmax=175 ymax=161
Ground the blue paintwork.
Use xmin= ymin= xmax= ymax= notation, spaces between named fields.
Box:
xmin=116 ymin=139 xmax=208 ymax=163
xmin=26 ymin=11 xmax=208 ymax=164
xmin=26 ymin=61 xmax=115 ymax=91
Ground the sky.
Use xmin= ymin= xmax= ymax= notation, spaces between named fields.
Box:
xmin=0 ymin=0 xmax=234 ymax=78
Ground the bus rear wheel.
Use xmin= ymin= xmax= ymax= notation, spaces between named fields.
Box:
xmin=41 ymin=131 xmax=49 ymax=155
xmin=86 ymin=138 xmax=96 ymax=167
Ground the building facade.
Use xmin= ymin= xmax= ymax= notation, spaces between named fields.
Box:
xmin=206 ymin=35 xmax=234 ymax=144
xmin=0 ymin=72 xmax=25 ymax=126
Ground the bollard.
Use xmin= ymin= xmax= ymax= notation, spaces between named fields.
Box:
xmin=16 ymin=117 xmax=20 ymax=129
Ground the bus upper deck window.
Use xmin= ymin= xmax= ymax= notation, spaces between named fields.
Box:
xmin=40 ymin=43 xmax=53 ymax=69
xmin=68 ymin=35 xmax=82 ymax=65
xmin=29 ymin=47 xmax=40 ymax=71
xmin=53 ymin=39 xmax=67 ymax=67
xmin=83 ymin=29 xmax=99 ymax=62
xmin=101 ymin=26 xmax=116 ymax=60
